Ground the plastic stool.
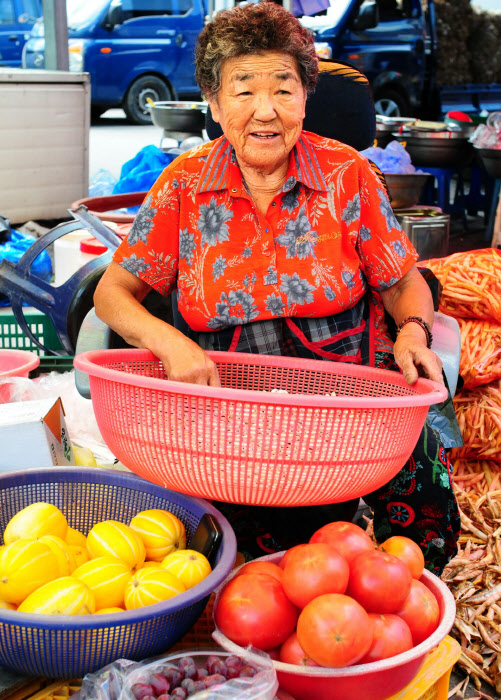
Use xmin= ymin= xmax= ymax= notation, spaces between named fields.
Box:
xmin=420 ymin=167 xmax=466 ymax=218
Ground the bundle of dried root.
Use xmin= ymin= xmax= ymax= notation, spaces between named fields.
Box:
xmin=442 ymin=485 xmax=501 ymax=694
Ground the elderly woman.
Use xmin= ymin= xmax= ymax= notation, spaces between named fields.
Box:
xmin=94 ymin=1 xmax=460 ymax=574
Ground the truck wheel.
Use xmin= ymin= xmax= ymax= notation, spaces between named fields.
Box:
xmin=374 ymin=88 xmax=410 ymax=118
xmin=124 ymin=75 xmax=172 ymax=125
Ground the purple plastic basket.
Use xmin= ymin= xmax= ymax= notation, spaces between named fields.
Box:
xmin=0 ymin=468 xmax=236 ymax=678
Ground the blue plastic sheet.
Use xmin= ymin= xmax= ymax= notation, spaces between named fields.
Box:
xmin=112 ymin=145 xmax=178 ymax=195
xmin=0 ymin=229 xmax=52 ymax=306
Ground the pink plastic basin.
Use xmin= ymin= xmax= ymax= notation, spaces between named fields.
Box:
xmin=212 ymin=552 xmax=456 ymax=700
xmin=0 ymin=350 xmax=40 ymax=378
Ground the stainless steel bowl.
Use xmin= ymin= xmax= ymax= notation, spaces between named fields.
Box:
xmin=384 ymin=172 xmax=431 ymax=209
xmin=149 ymin=101 xmax=207 ymax=132
xmin=476 ymin=147 xmax=501 ymax=179
xmin=392 ymin=130 xmax=474 ymax=168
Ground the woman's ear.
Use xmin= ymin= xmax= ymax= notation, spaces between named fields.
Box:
xmin=207 ymin=98 xmax=221 ymax=124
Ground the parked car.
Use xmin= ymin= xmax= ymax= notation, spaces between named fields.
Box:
xmin=23 ymin=0 xmax=208 ymax=123
xmin=0 ymin=0 xmax=41 ymax=66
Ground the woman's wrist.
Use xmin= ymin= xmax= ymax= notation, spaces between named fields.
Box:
xmin=396 ymin=316 xmax=433 ymax=348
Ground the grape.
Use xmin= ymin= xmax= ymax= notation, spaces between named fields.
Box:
xmin=203 ymin=674 xmax=226 ymax=689
xmin=239 ymin=665 xmax=258 ymax=678
xmin=170 ymin=689 xmax=188 ymax=700
xmin=157 ymin=696 xmax=171 ymax=700
xmin=164 ymin=668 xmax=183 ymax=689
xmin=225 ymin=656 xmax=242 ymax=679
xmin=131 ymin=683 xmax=155 ymax=699
xmin=196 ymin=667 xmax=209 ymax=680
xmin=191 ymin=680 xmax=206 ymax=693
xmin=150 ymin=673 xmax=171 ymax=695
xmin=181 ymin=678 xmax=197 ymax=693
xmin=205 ymin=655 xmax=222 ymax=675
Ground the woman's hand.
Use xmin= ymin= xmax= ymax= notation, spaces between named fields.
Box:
xmin=150 ymin=326 xmax=221 ymax=386
xmin=94 ymin=261 xmax=220 ymax=387
xmin=393 ymin=325 xmax=444 ymax=386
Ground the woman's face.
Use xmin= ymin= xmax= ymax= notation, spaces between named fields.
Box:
xmin=209 ymin=51 xmax=307 ymax=176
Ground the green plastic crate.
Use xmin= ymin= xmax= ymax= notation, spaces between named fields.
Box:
xmin=0 ymin=308 xmax=64 ymax=355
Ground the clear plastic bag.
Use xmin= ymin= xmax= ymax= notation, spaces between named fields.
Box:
xmin=0 ymin=371 xmax=115 ymax=464
xmin=74 ymin=649 xmax=278 ymax=700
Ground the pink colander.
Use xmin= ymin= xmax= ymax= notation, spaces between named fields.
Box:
xmin=74 ymin=349 xmax=447 ymax=507
xmin=0 ymin=349 xmax=39 ymax=377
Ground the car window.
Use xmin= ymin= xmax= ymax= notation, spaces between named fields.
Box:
xmin=0 ymin=0 xmax=15 ymax=24
xmin=121 ymin=0 xmax=194 ymax=18
xmin=21 ymin=0 xmax=40 ymax=19
xmin=378 ymin=0 xmax=420 ymax=20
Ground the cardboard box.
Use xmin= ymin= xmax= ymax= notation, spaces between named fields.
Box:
xmin=0 ymin=398 xmax=73 ymax=470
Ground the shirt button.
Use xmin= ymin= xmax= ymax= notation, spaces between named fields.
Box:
xmin=231 ymin=188 xmax=237 ymax=193
xmin=271 ymin=202 xmax=276 ymax=207
xmin=265 ymin=228 xmax=269 ymax=233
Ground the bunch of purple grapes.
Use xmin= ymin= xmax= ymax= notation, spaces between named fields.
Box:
xmin=131 ymin=654 xmax=259 ymax=699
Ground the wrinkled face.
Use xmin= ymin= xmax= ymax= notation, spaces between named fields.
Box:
xmin=209 ymin=51 xmax=307 ymax=176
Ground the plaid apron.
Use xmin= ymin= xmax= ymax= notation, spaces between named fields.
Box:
xmin=189 ymin=293 xmax=460 ymax=575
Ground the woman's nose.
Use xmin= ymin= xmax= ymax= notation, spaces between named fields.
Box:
xmin=253 ymin=94 xmax=277 ymax=121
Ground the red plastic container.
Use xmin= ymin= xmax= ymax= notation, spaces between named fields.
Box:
xmin=74 ymin=349 xmax=447 ymax=507
xmin=212 ymin=552 xmax=456 ymax=700
xmin=0 ymin=349 xmax=40 ymax=377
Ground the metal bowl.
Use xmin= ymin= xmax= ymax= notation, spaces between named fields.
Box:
xmin=476 ymin=147 xmax=501 ymax=179
xmin=384 ymin=172 xmax=431 ymax=209
xmin=392 ymin=131 xmax=474 ymax=168
xmin=149 ymin=101 xmax=207 ymax=132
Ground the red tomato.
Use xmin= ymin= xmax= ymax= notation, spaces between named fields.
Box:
xmin=396 ymin=579 xmax=440 ymax=646
xmin=278 ymin=544 xmax=309 ymax=570
xmin=279 ymin=632 xmax=320 ymax=667
xmin=310 ymin=521 xmax=374 ymax=564
xmin=234 ymin=561 xmax=284 ymax=584
xmin=358 ymin=613 xmax=413 ymax=664
xmin=347 ymin=550 xmax=412 ymax=614
xmin=214 ymin=573 xmax=298 ymax=650
xmin=282 ymin=542 xmax=349 ymax=609
xmin=378 ymin=536 xmax=425 ymax=579
xmin=297 ymin=594 xmax=374 ymax=668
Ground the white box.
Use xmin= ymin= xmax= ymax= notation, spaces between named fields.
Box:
xmin=0 ymin=68 xmax=90 ymax=224
xmin=0 ymin=397 xmax=74 ymax=470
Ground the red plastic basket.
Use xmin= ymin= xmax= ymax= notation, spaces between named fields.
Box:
xmin=74 ymin=349 xmax=448 ymax=507
xmin=0 ymin=349 xmax=39 ymax=377
xmin=212 ymin=552 xmax=457 ymax=700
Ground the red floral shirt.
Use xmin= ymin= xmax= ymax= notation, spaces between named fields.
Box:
xmin=113 ymin=132 xmax=418 ymax=338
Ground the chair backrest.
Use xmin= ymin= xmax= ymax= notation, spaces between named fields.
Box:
xmin=205 ymin=59 xmax=376 ymax=152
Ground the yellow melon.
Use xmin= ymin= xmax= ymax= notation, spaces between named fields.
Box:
xmin=65 ymin=526 xmax=88 ymax=549
xmin=87 ymin=521 xmax=145 ymax=570
xmin=72 ymin=557 xmax=132 ymax=609
xmin=139 ymin=561 xmax=164 ymax=570
xmin=161 ymin=549 xmax=212 ymax=589
xmin=124 ymin=567 xmax=185 ymax=609
xmin=0 ymin=599 xmax=16 ymax=610
xmin=94 ymin=607 xmax=124 ymax=614
xmin=4 ymin=503 xmax=68 ymax=544
xmin=0 ymin=539 xmax=59 ymax=604
xmin=68 ymin=544 xmax=90 ymax=569
xmin=18 ymin=577 xmax=96 ymax=615
xmin=39 ymin=535 xmax=75 ymax=577
xmin=129 ymin=509 xmax=186 ymax=561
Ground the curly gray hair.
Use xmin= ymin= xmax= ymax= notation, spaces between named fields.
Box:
xmin=195 ymin=1 xmax=319 ymax=101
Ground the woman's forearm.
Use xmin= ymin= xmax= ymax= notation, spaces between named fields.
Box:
xmin=379 ymin=266 xmax=434 ymax=329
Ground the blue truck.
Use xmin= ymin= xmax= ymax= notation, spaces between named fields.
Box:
xmin=21 ymin=0 xmax=501 ymax=124
xmin=0 ymin=0 xmax=41 ymax=66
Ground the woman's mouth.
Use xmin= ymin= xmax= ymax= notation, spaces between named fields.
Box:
xmin=250 ymin=132 xmax=279 ymax=139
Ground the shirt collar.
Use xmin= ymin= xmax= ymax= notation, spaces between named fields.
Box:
xmin=195 ymin=133 xmax=328 ymax=195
